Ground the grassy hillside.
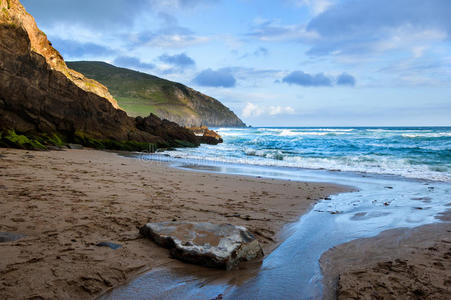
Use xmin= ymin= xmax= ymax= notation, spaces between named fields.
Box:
xmin=67 ymin=61 xmax=245 ymax=127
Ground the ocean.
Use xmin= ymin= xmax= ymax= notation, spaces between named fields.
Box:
xmin=156 ymin=127 xmax=451 ymax=182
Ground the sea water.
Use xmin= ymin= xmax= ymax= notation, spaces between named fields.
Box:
xmin=104 ymin=127 xmax=451 ymax=299
xmin=158 ymin=127 xmax=451 ymax=182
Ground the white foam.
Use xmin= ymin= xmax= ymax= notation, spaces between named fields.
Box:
xmin=155 ymin=127 xmax=451 ymax=183
xmin=402 ymin=132 xmax=451 ymax=138
xmin=278 ymin=130 xmax=350 ymax=137
xmin=158 ymin=151 xmax=450 ymax=182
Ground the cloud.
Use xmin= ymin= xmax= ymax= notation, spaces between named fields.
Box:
xmin=292 ymin=0 xmax=334 ymax=15
xmin=380 ymin=60 xmax=444 ymax=73
xmin=246 ymin=1 xmax=450 ymax=60
xmin=157 ymin=53 xmax=195 ymax=74
xmin=235 ymin=47 xmax=269 ymax=59
xmin=193 ymin=69 xmax=236 ymax=87
xmin=242 ymin=103 xmax=264 ymax=117
xmin=242 ymin=103 xmax=295 ymax=118
xmin=269 ymin=105 xmax=296 ymax=116
xmin=218 ymin=67 xmax=281 ymax=81
xmin=158 ymin=53 xmax=195 ymax=67
xmin=22 ymin=0 xmax=219 ymax=29
xmin=306 ymin=0 xmax=451 ymax=56
xmin=22 ymin=0 xmax=149 ymax=29
xmin=23 ymin=1 xmax=210 ymax=51
xmin=282 ymin=71 xmax=332 ymax=86
xmin=155 ymin=12 xmax=193 ymax=36
xmin=377 ymin=56 xmax=451 ymax=86
xmin=49 ymin=38 xmax=115 ymax=59
xmin=138 ymin=34 xmax=209 ymax=48
xmin=247 ymin=19 xmax=318 ymax=42
xmin=113 ymin=56 xmax=155 ymax=70
xmin=254 ymin=47 xmax=269 ymax=56
xmin=281 ymin=71 xmax=357 ymax=87
xmin=152 ymin=0 xmax=220 ymax=9
xmin=128 ymin=13 xmax=209 ymax=48
xmin=336 ymin=73 xmax=356 ymax=86
xmin=239 ymin=47 xmax=270 ymax=59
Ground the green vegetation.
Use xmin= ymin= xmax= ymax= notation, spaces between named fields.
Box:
xmin=115 ymin=97 xmax=157 ymax=117
xmin=174 ymin=139 xmax=197 ymax=148
xmin=73 ymin=131 xmax=157 ymax=152
xmin=67 ymin=61 xmax=192 ymax=118
xmin=0 ymin=130 xmax=47 ymax=150
xmin=1 ymin=1 xmax=11 ymax=19
xmin=44 ymin=133 xmax=65 ymax=147
xmin=68 ymin=62 xmax=179 ymax=100
xmin=66 ymin=61 xmax=245 ymax=127
xmin=0 ymin=129 xmax=158 ymax=152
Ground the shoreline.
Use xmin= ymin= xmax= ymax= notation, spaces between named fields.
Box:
xmin=0 ymin=148 xmax=350 ymax=299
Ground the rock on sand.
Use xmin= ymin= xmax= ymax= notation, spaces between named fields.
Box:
xmin=140 ymin=221 xmax=264 ymax=270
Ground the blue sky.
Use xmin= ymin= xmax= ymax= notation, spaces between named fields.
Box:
xmin=22 ymin=0 xmax=451 ymax=126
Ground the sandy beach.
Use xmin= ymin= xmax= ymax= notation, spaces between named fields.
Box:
xmin=1 ymin=1 xmax=450 ymax=299
xmin=0 ymin=148 xmax=348 ymax=299
xmin=321 ymin=214 xmax=451 ymax=299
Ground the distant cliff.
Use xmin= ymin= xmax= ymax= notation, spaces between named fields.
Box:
xmin=0 ymin=0 xmax=200 ymax=150
xmin=67 ymin=61 xmax=246 ymax=128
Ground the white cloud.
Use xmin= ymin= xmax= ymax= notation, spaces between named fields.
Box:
xmin=269 ymin=105 xmax=295 ymax=115
xmin=149 ymin=0 xmax=219 ymax=10
xmin=373 ymin=26 xmax=446 ymax=57
xmin=242 ymin=102 xmax=295 ymax=118
xmin=145 ymin=34 xmax=209 ymax=48
xmin=412 ymin=46 xmax=427 ymax=59
xmin=242 ymin=103 xmax=265 ymax=117
xmin=295 ymin=0 xmax=334 ymax=15
xmin=248 ymin=19 xmax=319 ymax=42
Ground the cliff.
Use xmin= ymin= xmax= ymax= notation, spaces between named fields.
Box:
xmin=67 ymin=61 xmax=246 ymax=128
xmin=0 ymin=0 xmax=200 ymax=150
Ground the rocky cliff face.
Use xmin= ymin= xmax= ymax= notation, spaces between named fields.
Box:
xmin=1 ymin=0 xmax=119 ymax=109
xmin=155 ymin=85 xmax=245 ymax=128
xmin=0 ymin=0 xmax=200 ymax=150
xmin=67 ymin=61 xmax=246 ymax=128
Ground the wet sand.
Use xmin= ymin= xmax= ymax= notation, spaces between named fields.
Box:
xmin=321 ymin=211 xmax=451 ymax=299
xmin=0 ymin=148 xmax=348 ymax=299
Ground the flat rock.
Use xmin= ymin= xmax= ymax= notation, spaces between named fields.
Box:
xmin=47 ymin=145 xmax=64 ymax=151
xmin=67 ymin=144 xmax=83 ymax=150
xmin=96 ymin=241 xmax=122 ymax=250
xmin=140 ymin=221 xmax=264 ymax=270
xmin=0 ymin=232 xmax=25 ymax=243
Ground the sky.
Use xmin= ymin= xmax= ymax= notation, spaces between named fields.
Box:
xmin=22 ymin=0 xmax=451 ymax=126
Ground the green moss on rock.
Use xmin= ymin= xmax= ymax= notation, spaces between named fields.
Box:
xmin=174 ymin=139 xmax=197 ymax=148
xmin=73 ymin=131 xmax=155 ymax=152
xmin=0 ymin=129 xmax=157 ymax=152
xmin=1 ymin=130 xmax=47 ymax=150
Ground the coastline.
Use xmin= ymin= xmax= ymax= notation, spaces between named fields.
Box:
xmin=0 ymin=148 xmax=350 ymax=299
xmin=320 ymin=214 xmax=451 ymax=299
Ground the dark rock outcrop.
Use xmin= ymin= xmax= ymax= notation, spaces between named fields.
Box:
xmin=140 ymin=221 xmax=264 ymax=270
xmin=136 ymin=115 xmax=198 ymax=147
xmin=189 ymin=126 xmax=223 ymax=145
xmin=0 ymin=0 xmax=199 ymax=150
